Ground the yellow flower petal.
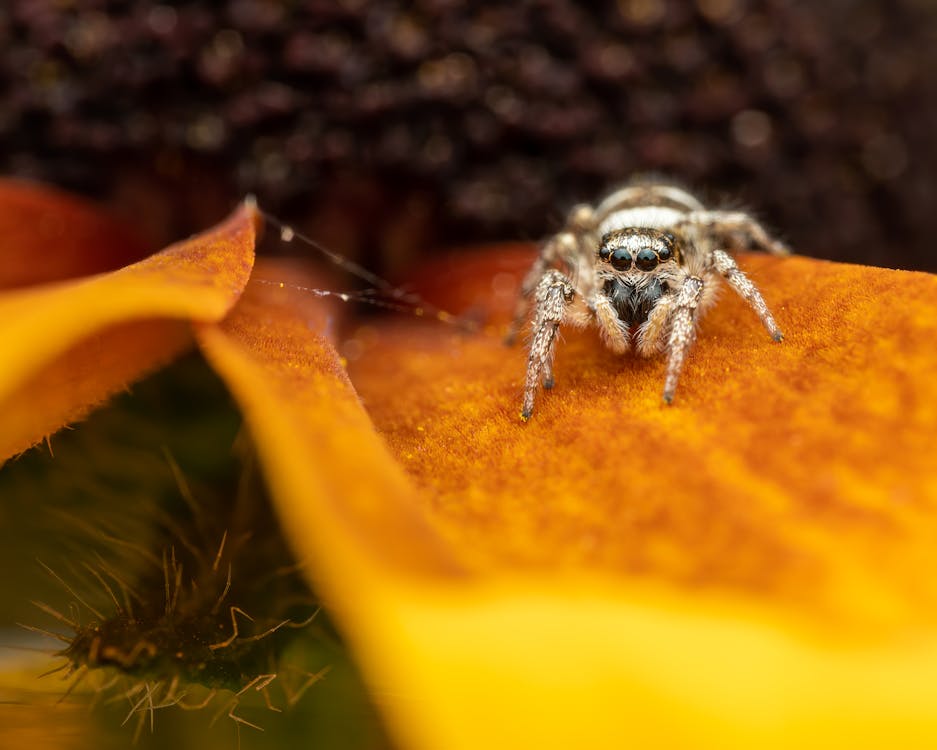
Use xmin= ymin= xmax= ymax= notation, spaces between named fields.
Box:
xmin=0 ymin=195 xmax=257 ymax=462
xmin=203 ymin=249 xmax=937 ymax=749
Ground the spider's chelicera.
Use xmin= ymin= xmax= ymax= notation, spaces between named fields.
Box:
xmin=508 ymin=180 xmax=788 ymax=420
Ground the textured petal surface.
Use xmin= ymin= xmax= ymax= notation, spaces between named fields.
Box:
xmin=0 ymin=196 xmax=257 ymax=462
xmin=202 ymin=247 xmax=937 ymax=749
xmin=350 ymin=249 xmax=937 ymax=634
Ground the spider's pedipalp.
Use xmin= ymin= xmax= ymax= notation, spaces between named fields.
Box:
xmin=592 ymin=293 xmax=630 ymax=354
xmin=636 ymin=292 xmax=676 ymax=357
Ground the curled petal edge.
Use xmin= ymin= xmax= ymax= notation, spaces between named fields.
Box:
xmin=0 ymin=200 xmax=258 ymax=462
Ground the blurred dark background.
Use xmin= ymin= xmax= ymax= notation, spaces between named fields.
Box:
xmin=3 ymin=0 xmax=936 ymax=275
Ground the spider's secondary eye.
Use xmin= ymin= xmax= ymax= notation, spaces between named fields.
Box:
xmin=658 ymin=246 xmax=673 ymax=262
xmin=635 ymin=248 xmax=659 ymax=271
xmin=610 ymin=248 xmax=632 ymax=270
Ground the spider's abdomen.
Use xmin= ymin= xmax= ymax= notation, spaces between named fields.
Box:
xmin=604 ymin=277 xmax=665 ymax=327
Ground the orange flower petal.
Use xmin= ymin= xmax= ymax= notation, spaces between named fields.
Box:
xmin=0 ymin=179 xmax=150 ymax=290
xmin=350 ymin=249 xmax=937 ymax=633
xmin=0 ymin=197 xmax=257 ymax=462
xmin=204 ymin=247 xmax=937 ymax=749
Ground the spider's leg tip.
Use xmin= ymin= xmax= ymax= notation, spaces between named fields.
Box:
xmin=542 ymin=375 xmax=555 ymax=389
xmin=772 ymin=331 xmax=784 ymax=342
xmin=662 ymin=391 xmax=674 ymax=405
xmin=519 ymin=409 xmax=532 ymax=422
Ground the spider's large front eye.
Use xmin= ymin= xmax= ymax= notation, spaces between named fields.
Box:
xmin=635 ymin=248 xmax=659 ymax=271
xmin=610 ymin=248 xmax=632 ymax=270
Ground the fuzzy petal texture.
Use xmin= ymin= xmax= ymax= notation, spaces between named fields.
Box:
xmin=0 ymin=189 xmax=257 ymax=462
xmin=205 ymin=247 xmax=937 ymax=750
xmin=351 ymin=249 xmax=937 ymax=634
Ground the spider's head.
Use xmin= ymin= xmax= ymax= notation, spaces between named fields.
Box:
xmin=598 ymin=228 xmax=679 ymax=273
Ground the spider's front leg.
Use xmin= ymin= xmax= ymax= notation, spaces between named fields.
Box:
xmin=505 ymin=254 xmax=549 ymax=345
xmin=711 ymin=249 xmax=784 ymax=341
xmin=505 ymin=231 xmax=581 ymax=345
xmin=521 ymin=269 xmax=575 ymax=421
xmin=662 ymin=275 xmax=704 ymax=404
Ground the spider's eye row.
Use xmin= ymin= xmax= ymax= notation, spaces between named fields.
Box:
xmin=600 ymin=241 xmax=669 ymax=271
xmin=610 ymin=248 xmax=633 ymax=270
xmin=635 ymin=248 xmax=659 ymax=271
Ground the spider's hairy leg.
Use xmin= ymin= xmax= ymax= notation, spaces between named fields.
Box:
xmin=541 ymin=355 xmax=556 ymax=391
xmin=711 ymin=249 xmax=784 ymax=341
xmin=505 ymin=255 xmax=548 ymax=345
xmin=689 ymin=210 xmax=790 ymax=256
xmin=662 ymin=275 xmax=704 ymax=404
xmin=565 ymin=203 xmax=596 ymax=234
xmin=521 ymin=270 xmax=575 ymax=421
xmin=506 ymin=231 xmax=581 ymax=345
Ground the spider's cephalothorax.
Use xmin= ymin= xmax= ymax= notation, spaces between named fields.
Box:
xmin=508 ymin=181 xmax=788 ymax=420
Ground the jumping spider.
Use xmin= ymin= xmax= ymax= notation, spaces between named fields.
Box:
xmin=508 ymin=181 xmax=788 ymax=420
